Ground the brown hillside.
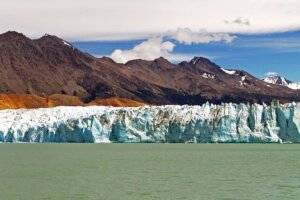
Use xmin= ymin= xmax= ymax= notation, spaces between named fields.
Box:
xmin=0 ymin=94 xmax=146 ymax=110
xmin=47 ymin=94 xmax=84 ymax=107
xmin=88 ymin=97 xmax=146 ymax=107
xmin=0 ymin=94 xmax=47 ymax=109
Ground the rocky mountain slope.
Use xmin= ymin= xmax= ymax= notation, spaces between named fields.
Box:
xmin=1 ymin=102 xmax=300 ymax=143
xmin=1 ymin=31 xmax=300 ymax=105
xmin=0 ymin=94 xmax=145 ymax=109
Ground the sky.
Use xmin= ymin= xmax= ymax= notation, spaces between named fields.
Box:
xmin=1 ymin=0 xmax=300 ymax=81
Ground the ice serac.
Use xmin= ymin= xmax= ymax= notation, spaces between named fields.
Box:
xmin=0 ymin=102 xmax=300 ymax=143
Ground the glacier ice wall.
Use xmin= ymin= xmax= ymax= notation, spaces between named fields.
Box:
xmin=0 ymin=102 xmax=300 ymax=143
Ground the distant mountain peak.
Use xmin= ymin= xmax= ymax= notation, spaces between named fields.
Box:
xmin=2 ymin=31 xmax=24 ymax=36
xmin=125 ymin=59 xmax=151 ymax=65
xmin=37 ymin=34 xmax=75 ymax=50
xmin=40 ymin=33 xmax=60 ymax=40
xmin=38 ymin=34 xmax=65 ymax=43
xmin=263 ymin=74 xmax=291 ymax=86
xmin=263 ymin=74 xmax=300 ymax=90
xmin=189 ymin=56 xmax=211 ymax=65
xmin=100 ymin=56 xmax=116 ymax=63
xmin=154 ymin=56 xmax=168 ymax=61
xmin=0 ymin=31 xmax=28 ymax=41
xmin=153 ymin=57 xmax=171 ymax=64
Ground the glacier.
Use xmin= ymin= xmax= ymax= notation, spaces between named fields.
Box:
xmin=0 ymin=102 xmax=300 ymax=143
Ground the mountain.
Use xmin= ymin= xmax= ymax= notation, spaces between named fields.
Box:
xmin=1 ymin=31 xmax=300 ymax=105
xmin=263 ymin=74 xmax=300 ymax=90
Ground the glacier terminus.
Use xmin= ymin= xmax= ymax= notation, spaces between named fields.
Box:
xmin=1 ymin=102 xmax=300 ymax=143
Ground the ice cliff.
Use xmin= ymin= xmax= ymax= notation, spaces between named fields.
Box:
xmin=1 ymin=102 xmax=300 ymax=143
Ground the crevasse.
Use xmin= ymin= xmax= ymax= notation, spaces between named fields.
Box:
xmin=0 ymin=102 xmax=300 ymax=143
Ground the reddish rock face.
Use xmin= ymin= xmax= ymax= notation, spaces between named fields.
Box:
xmin=0 ymin=31 xmax=300 ymax=106
xmin=88 ymin=97 xmax=147 ymax=107
xmin=0 ymin=94 xmax=146 ymax=109
xmin=0 ymin=94 xmax=48 ymax=109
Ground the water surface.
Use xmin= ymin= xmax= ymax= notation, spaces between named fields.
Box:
xmin=0 ymin=144 xmax=299 ymax=200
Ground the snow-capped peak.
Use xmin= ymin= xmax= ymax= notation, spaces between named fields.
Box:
xmin=263 ymin=75 xmax=290 ymax=86
xmin=263 ymin=74 xmax=300 ymax=90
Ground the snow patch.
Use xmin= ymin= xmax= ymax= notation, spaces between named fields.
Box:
xmin=288 ymin=83 xmax=300 ymax=90
xmin=63 ymin=40 xmax=72 ymax=47
xmin=221 ymin=68 xmax=236 ymax=75
xmin=239 ymin=75 xmax=247 ymax=86
xmin=202 ymin=73 xmax=215 ymax=79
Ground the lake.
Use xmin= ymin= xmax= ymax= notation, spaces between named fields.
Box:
xmin=0 ymin=144 xmax=299 ymax=200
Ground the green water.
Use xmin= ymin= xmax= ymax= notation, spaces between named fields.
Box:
xmin=0 ymin=144 xmax=300 ymax=200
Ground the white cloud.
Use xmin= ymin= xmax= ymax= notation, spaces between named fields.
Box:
xmin=1 ymin=0 xmax=300 ymax=40
xmin=265 ymin=72 xmax=278 ymax=77
xmin=169 ymin=28 xmax=236 ymax=45
xmin=110 ymin=35 xmax=219 ymax=63
xmin=225 ymin=17 xmax=251 ymax=26
xmin=110 ymin=38 xmax=175 ymax=63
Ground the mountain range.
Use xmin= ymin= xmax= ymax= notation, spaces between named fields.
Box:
xmin=0 ymin=31 xmax=300 ymax=108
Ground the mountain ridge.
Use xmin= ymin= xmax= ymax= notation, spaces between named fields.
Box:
xmin=0 ymin=31 xmax=300 ymax=106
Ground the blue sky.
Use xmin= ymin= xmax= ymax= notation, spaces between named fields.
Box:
xmin=73 ymin=31 xmax=300 ymax=82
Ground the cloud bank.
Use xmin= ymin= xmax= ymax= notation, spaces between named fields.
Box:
xmin=110 ymin=28 xmax=235 ymax=63
xmin=1 ymin=0 xmax=300 ymax=40
xmin=169 ymin=28 xmax=236 ymax=45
